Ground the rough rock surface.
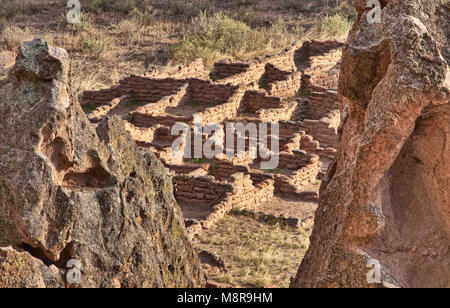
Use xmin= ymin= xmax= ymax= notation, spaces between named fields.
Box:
xmin=0 ymin=39 xmax=205 ymax=288
xmin=292 ymin=0 xmax=449 ymax=288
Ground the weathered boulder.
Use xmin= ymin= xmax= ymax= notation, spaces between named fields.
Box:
xmin=0 ymin=39 xmax=205 ymax=288
xmin=292 ymin=0 xmax=449 ymax=288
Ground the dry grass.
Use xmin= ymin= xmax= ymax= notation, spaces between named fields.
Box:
xmin=0 ymin=0 xmax=353 ymax=101
xmin=169 ymin=12 xmax=300 ymax=67
xmin=308 ymin=13 xmax=352 ymax=39
xmin=0 ymin=25 xmax=32 ymax=50
xmin=194 ymin=214 xmax=311 ymax=288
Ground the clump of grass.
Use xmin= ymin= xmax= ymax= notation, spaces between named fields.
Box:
xmin=194 ymin=215 xmax=310 ymax=288
xmin=265 ymin=168 xmax=280 ymax=174
xmin=170 ymin=12 xmax=294 ymax=67
xmin=112 ymin=19 xmax=141 ymax=45
xmin=191 ymin=158 xmax=206 ymax=164
xmin=162 ymin=0 xmax=211 ymax=20
xmin=209 ymin=70 xmax=219 ymax=81
xmin=328 ymin=2 xmax=357 ymax=23
xmin=82 ymin=104 xmax=97 ymax=114
xmin=216 ymin=274 xmax=233 ymax=284
xmin=128 ymin=6 xmax=155 ymax=25
xmin=309 ymin=13 xmax=352 ymax=39
xmin=129 ymin=99 xmax=143 ymax=110
xmin=80 ymin=33 xmax=113 ymax=59
xmin=0 ymin=0 xmax=39 ymax=20
xmin=259 ymin=79 xmax=270 ymax=90
xmin=0 ymin=17 xmax=7 ymax=33
xmin=0 ymin=25 xmax=32 ymax=51
xmin=298 ymin=89 xmax=311 ymax=98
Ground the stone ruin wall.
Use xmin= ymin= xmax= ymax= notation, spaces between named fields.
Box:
xmin=301 ymin=90 xmax=340 ymax=120
xmin=178 ymin=173 xmax=275 ymax=240
xmin=147 ymin=58 xmax=208 ymax=80
xmin=79 ymin=39 xmax=345 ymax=237
xmin=214 ymin=46 xmax=297 ymax=82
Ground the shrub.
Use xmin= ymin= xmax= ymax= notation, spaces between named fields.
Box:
xmin=328 ymin=2 xmax=357 ymax=22
xmin=162 ymin=0 xmax=211 ymax=20
xmin=0 ymin=18 xmax=6 ymax=33
xmin=170 ymin=13 xmax=293 ymax=67
xmin=129 ymin=6 xmax=155 ymax=25
xmin=80 ymin=33 xmax=112 ymax=59
xmin=309 ymin=13 xmax=352 ymax=39
xmin=0 ymin=25 xmax=32 ymax=51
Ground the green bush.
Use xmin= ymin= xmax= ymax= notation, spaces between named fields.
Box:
xmin=328 ymin=2 xmax=357 ymax=22
xmin=81 ymin=34 xmax=112 ymax=59
xmin=170 ymin=13 xmax=292 ymax=67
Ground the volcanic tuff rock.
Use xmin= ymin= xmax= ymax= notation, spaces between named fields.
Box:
xmin=292 ymin=0 xmax=449 ymax=288
xmin=0 ymin=39 xmax=205 ymax=287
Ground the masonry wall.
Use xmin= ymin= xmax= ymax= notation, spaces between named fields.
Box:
xmin=294 ymin=40 xmax=343 ymax=93
xmin=263 ymin=64 xmax=292 ymax=84
xmin=266 ymin=71 xmax=302 ymax=99
xmin=226 ymin=173 xmax=274 ymax=212
xmin=274 ymin=159 xmax=321 ymax=195
xmin=279 ymin=121 xmax=307 ymax=138
xmin=214 ymin=45 xmax=297 ymax=85
xmin=301 ymin=90 xmax=339 ymax=120
xmin=82 ymin=76 xmax=187 ymax=107
xmin=302 ymin=49 xmax=342 ymax=90
xmin=294 ymin=40 xmax=343 ymax=69
xmin=173 ymin=175 xmax=232 ymax=207
xmin=213 ymin=61 xmax=251 ymax=79
xmin=134 ymin=83 xmax=188 ymax=115
xmin=277 ymin=150 xmax=317 ymax=170
xmin=197 ymin=86 xmax=247 ymax=124
xmin=87 ymin=95 xmax=126 ymax=123
xmin=167 ymin=163 xmax=210 ymax=175
xmin=147 ymin=58 xmax=207 ymax=79
xmin=280 ymin=131 xmax=303 ymax=152
xmin=299 ymin=114 xmax=339 ymax=149
xmin=130 ymin=113 xmax=190 ymax=128
xmin=184 ymin=173 xmax=275 ymax=239
xmin=188 ymin=79 xmax=239 ymax=105
xmin=300 ymin=134 xmax=337 ymax=160
xmin=257 ymin=102 xmax=298 ymax=123
xmin=123 ymin=120 xmax=157 ymax=143
xmin=244 ymin=90 xmax=282 ymax=111
xmin=210 ymin=159 xmax=251 ymax=181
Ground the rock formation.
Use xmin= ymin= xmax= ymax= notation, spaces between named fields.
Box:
xmin=0 ymin=39 xmax=205 ymax=288
xmin=292 ymin=0 xmax=449 ymax=288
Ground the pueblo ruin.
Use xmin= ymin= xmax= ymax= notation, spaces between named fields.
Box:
xmin=0 ymin=0 xmax=448 ymax=288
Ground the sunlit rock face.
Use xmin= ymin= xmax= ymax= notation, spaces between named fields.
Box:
xmin=292 ymin=0 xmax=449 ymax=288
